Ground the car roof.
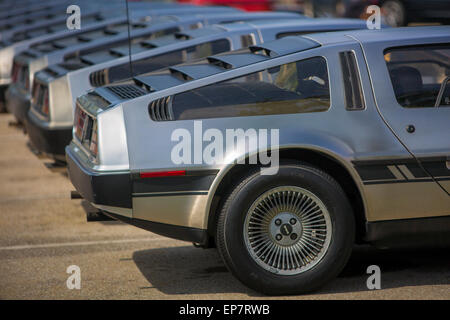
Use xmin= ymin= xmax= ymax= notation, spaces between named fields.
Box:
xmin=131 ymin=36 xmax=320 ymax=91
xmin=207 ymin=17 xmax=366 ymax=33
xmin=306 ymin=26 xmax=450 ymax=46
xmin=99 ymin=26 xmax=450 ymax=102
xmin=150 ymin=17 xmax=369 ymax=53
xmin=159 ymin=17 xmax=366 ymax=40
xmin=125 ymin=26 xmax=450 ymax=91
xmin=181 ymin=11 xmax=303 ymax=22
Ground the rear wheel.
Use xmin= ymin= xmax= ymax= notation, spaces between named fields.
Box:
xmin=216 ymin=163 xmax=354 ymax=295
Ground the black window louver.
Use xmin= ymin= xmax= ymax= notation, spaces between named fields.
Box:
xmin=106 ymin=85 xmax=146 ymax=100
xmin=149 ymin=96 xmax=173 ymax=121
xmin=89 ymin=69 xmax=108 ymax=87
xmin=43 ymin=67 xmax=59 ymax=77
xmin=22 ymin=50 xmax=37 ymax=58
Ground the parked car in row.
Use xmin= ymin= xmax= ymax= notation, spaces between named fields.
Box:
xmin=4 ymin=8 xmax=249 ymax=122
xmin=0 ymin=1 xmax=71 ymax=35
xmin=67 ymin=26 xmax=450 ymax=295
xmin=0 ymin=0 xmax=68 ymax=22
xmin=178 ymin=0 xmax=272 ymax=11
xmin=26 ymin=17 xmax=371 ymax=161
xmin=302 ymin=0 xmax=450 ymax=26
xmin=0 ymin=3 xmax=238 ymax=112
xmin=0 ymin=0 xmax=174 ymax=41
xmin=377 ymin=0 xmax=450 ymax=27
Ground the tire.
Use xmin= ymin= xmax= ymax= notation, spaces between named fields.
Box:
xmin=216 ymin=162 xmax=355 ymax=295
xmin=381 ymin=0 xmax=406 ymax=27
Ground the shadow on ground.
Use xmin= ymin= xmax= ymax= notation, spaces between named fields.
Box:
xmin=133 ymin=244 xmax=450 ymax=296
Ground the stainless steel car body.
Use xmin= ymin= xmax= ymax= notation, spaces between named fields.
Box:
xmin=4 ymin=8 xmax=243 ymax=122
xmin=67 ymin=26 xmax=450 ymax=245
xmin=0 ymin=1 xmax=71 ymax=36
xmin=0 ymin=0 xmax=153 ymax=42
xmin=28 ymin=17 xmax=367 ymax=157
xmin=0 ymin=5 xmax=238 ymax=86
xmin=0 ymin=0 xmax=68 ymax=22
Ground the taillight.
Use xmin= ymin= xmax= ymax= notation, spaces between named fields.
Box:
xmin=11 ymin=62 xmax=19 ymax=83
xmin=25 ymin=74 xmax=30 ymax=90
xmin=32 ymin=80 xmax=39 ymax=104
xmin=74 ymin=101 xmax=99 ymax=160
xmin=19 ymin=66 xmax=28 ymax=88
xmin=41 ymin=87 xmax=49 ymax=116
xmin=32 ymin=82 xmax=49 ymax=118
xmin=75 ymin=107 xmax=86 ymax=141
xmin=89 ymin=121 xmax=98 ymax=157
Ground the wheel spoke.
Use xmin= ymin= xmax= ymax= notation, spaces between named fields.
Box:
xmin=244 ymin=186 xmax=332 ymax=275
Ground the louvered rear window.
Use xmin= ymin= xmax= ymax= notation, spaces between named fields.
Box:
xmin=106 ymin=85 xmax=146 ymax=99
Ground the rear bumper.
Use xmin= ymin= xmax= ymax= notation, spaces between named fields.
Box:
xmin=0 ymin=85 xmax=7 ymax=112
xmin=66 ymin=145 xmax=209 ymax=244
xmin=66 ymin=145 xmax=132 ymax=209
xmin=25 ymin=112 xmax=72 ymax=160
xmin=5 ymin=84 xmax=30 ymax=123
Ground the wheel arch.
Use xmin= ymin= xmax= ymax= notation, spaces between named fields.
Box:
xmin=205 ymin=146 xmax=368 ymax=243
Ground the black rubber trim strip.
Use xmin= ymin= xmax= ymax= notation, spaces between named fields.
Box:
xmin=353 ymin=157 xmax=450 ymax=183
xmin=354 ymin=165 xmax=395 ymax=181
xmin=133 ymin=170 xmax=218 ymax=194
xmin=102 ymin=211 xmax=208 ymax=244
xmin=66 ymin=147 xmax=132 ymax=208
xmin=25 ymin=114 xmax=71 ymax=157
xmin=363 ymin=177 xmax=450 ymax=185
xmin=365 ymin=216 xmax=450 ymax=247
xmin=132 ymin=191 xmax=208 ymax=197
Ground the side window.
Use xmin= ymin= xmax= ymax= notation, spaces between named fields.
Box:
xmin=241 ymin=34 xmax=255 ymax=47
xmin=171 ymin=56 xmax=330 ymax=120
xmin=189 ymin=23 xmax=202 ymax=30
xmin=340 ymin=51 xmax=365 ymax=110
xmin=150 ymin=27 xmax=180 ymax=40
xmin=384 ymin=45 xmax=450 ymax=108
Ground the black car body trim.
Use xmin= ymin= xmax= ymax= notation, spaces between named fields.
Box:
xmin=102 ymin=211 xmax=208 ymax=244
xmin=25 ymin=112 xmax=72 ymax=159
xmin=66 ymin=146 xmax=132 ymax=208
xmin=365 ymin=216 xmax=450 ymax=247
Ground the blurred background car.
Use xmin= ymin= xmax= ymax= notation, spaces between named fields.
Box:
xmin=299 ymin=0 xmax=450 ymax=26
xmin=2 ymin=5 xmax=239 ymax=118
xmin=0 ymin=1 xmax=238 ymax=113
xmin=376 ymin=0 xmax=450 ymax=27
xmin=204 ymin=0 xmax=450 ymax=27
xmin=177 ymin=0 xmax=272 ymax=11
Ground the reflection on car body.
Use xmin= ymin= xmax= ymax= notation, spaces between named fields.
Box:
xmin=2 ymin=5 xmax=240 ymax=120
xmin=67 ymin=26 xmax=450 ymax=295
xmin=26 ymin=17 xmax=370 ymax=161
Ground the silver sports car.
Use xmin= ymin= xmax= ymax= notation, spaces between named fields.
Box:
xmin=67 ymin=26 xmax=450 ymax=295
xmin=3 ymin=6 xmax=240 ymax=121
